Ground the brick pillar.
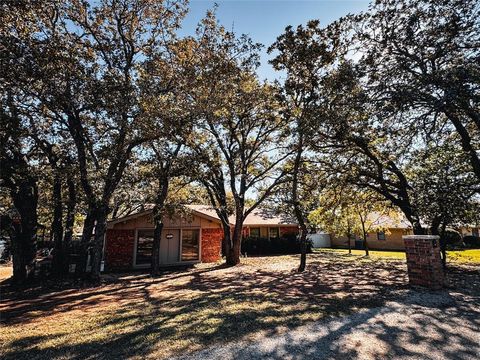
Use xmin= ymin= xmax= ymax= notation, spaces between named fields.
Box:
xmin=403 ymin=235 xmax=444 ymax=289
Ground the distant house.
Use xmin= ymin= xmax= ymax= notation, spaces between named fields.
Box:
xmin=104 ymin=205 xmax=297 ymax=271
xmin=331 ymin=213 xmax=480 ymax=251
xmin=458 ymin=226 xmax=480 ymax=239
xmin=331 ymin=213 xmax=414 ymax=251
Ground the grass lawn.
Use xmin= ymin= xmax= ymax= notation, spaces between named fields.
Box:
xmin=1 ymin=252 xmax=479 ymax=360
xmin=316 ymin=248 xmax=480 ymax=263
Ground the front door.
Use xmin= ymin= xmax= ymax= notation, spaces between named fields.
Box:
xmin=160 ymin=229 xmax=180 ymax=264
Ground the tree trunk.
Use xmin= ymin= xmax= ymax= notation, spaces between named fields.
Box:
xmin=359 ymin=215 xmax=369 ymax=256
xmin=363 ymin=233 xmax=369 ymax=256
xmin=63 ymin=176 xmax=76 ymax=245
xmin=75 ymin=204 xmax=97 ymax=277
xmin=439 ymin=222 xmax=448 ymax=270
xmin=292 ymin=129 xmax=307 ymax=272
xmin=90 ymin=205 xmax=108 ymax=281
xmin=151 ymin=177 xmax=169 ymax=275
xmin=223 ymin=221 xmax=240 ymax=266
xmin=151 ymin=220 xmax=164 ymax=275
xmin=412 ymin=222 xmax=425 ymax=235
xmin=10 ymin=221 xmax=27 ymax=284
xmin=444 ymin=109 xmax=480 ymax=182
xmin=226 ymin=219 xmax=242 ymax=266
xmin=51 ymin=172 xmax=64 ymax=276
xmin=347 ymin=232 xmax=352 ymax=254
xmin=298 ymin=226 xmax=308 ymax=272
xmin=10 ymin=179 xmax=38 ymax=284
xmin=63 ymin=176 xmax=76 ymax=273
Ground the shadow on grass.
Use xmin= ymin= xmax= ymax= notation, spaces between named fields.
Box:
xmin=1 ymin=253 xmax=479 ymax=360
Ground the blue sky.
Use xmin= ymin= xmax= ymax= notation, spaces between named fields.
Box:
xmin=179 ymin=0 xmax=370 ymax=80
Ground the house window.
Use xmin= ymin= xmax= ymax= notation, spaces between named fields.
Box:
xmin=473 ymin=228 xmax=479 ymax=237
xmin=136 ymin=230 xmax=154 ymax=265
xmin=250 ymin=227 xmax=260 ymax=238
xmin=269 ymin=227 xmax=279 ymax=239
xmin=377 ymin=231 xmax=386 ymax=241
xmin=181 ymin=229 xmax=199 ymax=261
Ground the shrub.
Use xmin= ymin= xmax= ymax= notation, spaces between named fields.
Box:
xmin=463 ymin=235 xmax=480 ymax=249
xmin=441 ymin=230 xmax=462 ymax=249
xmin=241 ymin=233 xmax=311 ymax=256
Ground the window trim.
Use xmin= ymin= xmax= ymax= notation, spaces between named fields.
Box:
xmin=133 ymin=227 xmax=202 ymax=268
xmin=249 ymin=227 xmax=261 ymax=238
xmin=377 ymin=231 xmax=386 ymax=241
xmin=269 ymin=227 xmax=280 ymax=239
xmin=180 ymin=228 xmax=201 ymax=262
xmin=133 ymin=228 xmax=154 ymax=268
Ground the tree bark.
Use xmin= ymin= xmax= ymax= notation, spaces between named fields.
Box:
xmin=63 ymin=176 xmax=76 ymax=273
xmin=444 ymin=109 xmax=480 ymax=182
xmin=51 ymin=172 xmax=64 ymax=275
xmin=63 ymin=176 xmax=76 ymax=245
xmin=412 ymin=222 xmax=425 ymax=235
xmin=151 ymin=221 xmax=164 ymax=275
xmin=430 ymin=220 xmax=447 ymax=269
xmin=292 ymin=129 xmax=308 ymax=272
xmin=360 ymin=217 xmax=369 ymax=256
xmin=90 ymin=205 xmax=108 ymax=281
xmin=347 ymin=232 xmax=352 ymax=254
xmin=10 ymin=178 xmax=38 ymax=284
xmin=151 ymin=177 xmax=169 ymax=275
xmin=226 ymin=216 xmax=242 ymax=266
xmin=75 ymin=204 xmax=97 ymax=277
xmin=298 ymin=226 xmax=308 ymax=272
xmin=439 ymin=222 xmax=448 ymax=270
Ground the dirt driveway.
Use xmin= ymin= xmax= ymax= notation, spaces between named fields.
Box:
xmin=174 ymin=290 xmax=480 ymax=360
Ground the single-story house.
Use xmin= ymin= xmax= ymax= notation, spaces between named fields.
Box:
xmin=331 ymin=213 xmax=414 ymax=251
xmin=459 ymin=226 xmax=480 ymax=238
xmin=104 ymin=204 xmax=298 ymax=271
xmin=331 ymin=213 xmax=480 ymax=251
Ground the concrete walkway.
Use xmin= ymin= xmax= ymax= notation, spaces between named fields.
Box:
xmin=175 ymin=291 xmax=480 ymax=360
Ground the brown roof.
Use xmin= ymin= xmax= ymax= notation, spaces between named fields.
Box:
xmin=187 ymin=205 xmax=297 ymax=226
xmin=108 ymin=204 xmax=297 ymax=227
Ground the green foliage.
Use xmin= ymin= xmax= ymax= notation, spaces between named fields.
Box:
xmin=463 ymin=236 xmax=480 ymax=249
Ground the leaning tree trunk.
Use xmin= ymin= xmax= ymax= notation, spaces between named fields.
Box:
xmin=444 ymin=109 xmax=480 ymax=182
xmin=51 ymin=172 xmax=65 ymax=276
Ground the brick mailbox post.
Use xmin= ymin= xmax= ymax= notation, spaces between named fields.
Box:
xmin=403 ymin=235 xmax=444 ymax=289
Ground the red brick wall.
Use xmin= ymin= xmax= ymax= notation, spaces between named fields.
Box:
xmin=105 ymin=229 xmax=135 ymax=271
xmin=201 ymin=228 xmax=223 ymax=263
xmin=404 ymin=235 xmax=444 ymax=289
xmin=280 ymin=226 xmax=299 ymax=236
